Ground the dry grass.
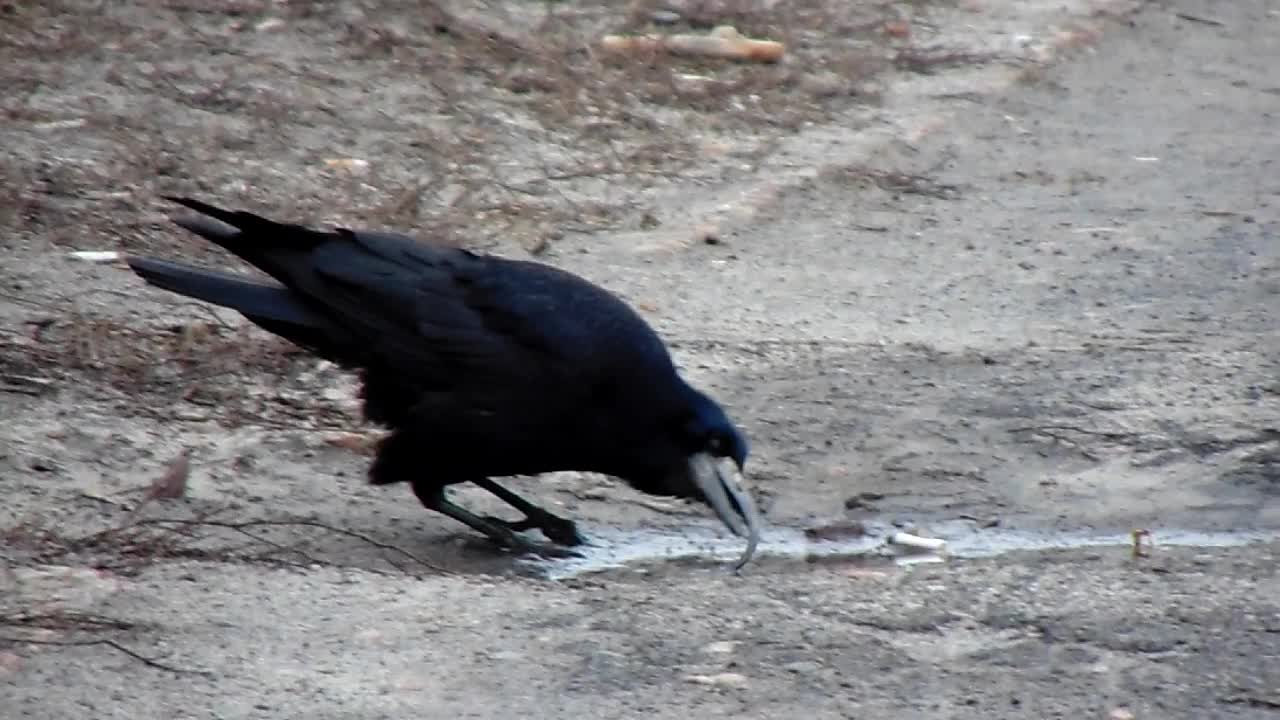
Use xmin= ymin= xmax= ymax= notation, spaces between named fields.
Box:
xmin=0 ymin=0 xmax=990 ymax=396
xmin=0 ymin=313 xmax=358 ymax=429
xmin=3 ymin=506 xmax=446 ymax=575
xmin=0 ymin=0 xmax=938 ymax=258
xmin=818 ymin=164 xmax=963 ymax=199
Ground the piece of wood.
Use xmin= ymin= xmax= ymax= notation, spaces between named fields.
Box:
xmin=601 ymin=26 xmax=785 ymax=64
xmin=889 ymin=531 xmax=947 ymax=552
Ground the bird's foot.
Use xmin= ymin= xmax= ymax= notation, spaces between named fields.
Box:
xmin=487 ymin=512 xmax=587 ymax=548
xmin=520 ymin=540 xmax=584 ymax=560
xmin=489 ymin=530 xmax=584 ymax=560
xmin=413 ymin=486 xmax=586 ymax=561
xmin=528 ymin=511 xmax=586 ymax=547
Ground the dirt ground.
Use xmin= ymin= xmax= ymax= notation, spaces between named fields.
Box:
xmin=3 ymin=0 xmax=1279 ymax=717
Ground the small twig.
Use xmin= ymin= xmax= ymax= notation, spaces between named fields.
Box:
xmin=1007 ymin=424 xmax=1143 ymax=462
xmin=1174 ymin=12 xmax=1224 ymax=27
xmin=0 ymin=374 xmax=54 ymax=395
xmin=0 ymin=289 xmax=56 ymax=310
xmin=129 ymin=517 xmax=451 ymax=575
xmin=129 ymin=518 xmax=330 ymax=568
xmin=78 ymin=490 xmax=131 ymax=508
xmin=0 ymin=611 xmax=136 ymax=632
xmin=1008 ymin=424 xmax=1135 ymax=440
xmin=1220 ymin=694 xmax=1280 ymax=710
xmin=631 ymin=497 xmax=702 ymax=516
xmin=0 ymin=637 xmax=208 ymax=676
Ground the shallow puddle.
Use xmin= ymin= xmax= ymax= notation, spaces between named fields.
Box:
xmin=526 ymin=519 xmax=1279 ymax=579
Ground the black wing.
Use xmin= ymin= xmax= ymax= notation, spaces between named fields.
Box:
xmin=145 ymin=198 xmax=679 ymax=429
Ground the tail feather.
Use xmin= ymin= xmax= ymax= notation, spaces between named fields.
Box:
xmin=127 ymin=255 xmax=359 ymax=362
xmin=127 ymin=256 xmax=320 ymax=329
xmin=161 ymin=196 xmax=328 ymax=288
xmin=162 ymin=196 xmax=255 ymax=231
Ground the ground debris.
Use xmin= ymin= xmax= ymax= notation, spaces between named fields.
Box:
xmin=601 ymin=25 xmax=785 ymax=63
xmin=804 ymin=520 xmax=868 ymax=542
xmin=12 ymin=504 xmax=452 ymax=578
xmin=684 ymin=671 xmax=749 ymax=688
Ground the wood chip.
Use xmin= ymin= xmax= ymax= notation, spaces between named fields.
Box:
xmin=601 ymin=26 xmax=784 ymax=64
xmin=804 ymin=521 xmax=867 ymax=542
xmin=323 ymin=158 xmax=370 ymax=172
xmin=325 ymin=432 xmax=382 ymax=456
xmin=684 ymin=672 xmax=749 ymax=688
xmin=889 ymin=531 xmax=947 ymax=552
xmin=146 ymin=451 xmax=190 ymax=500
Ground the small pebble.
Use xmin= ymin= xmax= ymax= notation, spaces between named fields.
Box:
xmin=802 ymin=72 xmax=846 ymax=98
xmin=804 ymin=521 xmax=867 ymax=541
xmin=0 ymin=652 xmax=23 ymax=675
xmin=695 ymin=224 xmax=722 ymax=245
xmin=783 ymin=660 xmax=822 ymax=674
xmin=29 ymin=457 xmax=58 ymax=472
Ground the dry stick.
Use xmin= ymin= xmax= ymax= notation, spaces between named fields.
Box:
xmin=0 ymin=637 xmax=208 ymax=676
xmin=601 ymin=26 xmax=785 ymax=63
xmin=50 ymin=509 xmax=447 ymax=577
xmin=1174 ymin=12 xmax=1224 ymax=27
xmin=127 ymin=517 xmax=451 ymax=575
xmin=89 ymin=513 xmax=332 ymax=570
xmin=1008 ymin=424 xmax=1137 ymax=440
xmin=0 ymin=611 xmax=135 ymax=632
xmin=0 ymin=289 xmax=56 ymax=310
xmin=0 ymin=384 xmax=45 ymax=396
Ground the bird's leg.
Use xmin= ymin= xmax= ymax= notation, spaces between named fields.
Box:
xmin=470 ymin=478 xmax=586 ymax=547
xmin=411 ymin=483 xmax=581 ymax=559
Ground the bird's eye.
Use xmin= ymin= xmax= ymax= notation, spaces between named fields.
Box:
xmin=707 ymin=435 xmax=724 ymax=453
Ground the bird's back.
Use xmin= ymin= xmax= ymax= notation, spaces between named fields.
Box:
xmin=134 ymin=198 xmax=694 ymax=478
xmin=323 ymin=235 xmax=688 ymax=459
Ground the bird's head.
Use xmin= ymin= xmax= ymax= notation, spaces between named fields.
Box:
xmin=686 ymin=398 xmax=750 ymax=471
xmin=672 ymin=386 xmax=761 ymax=570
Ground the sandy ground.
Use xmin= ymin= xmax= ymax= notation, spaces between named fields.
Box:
xmin=3 ymin=0 xmax=1280 ymax=717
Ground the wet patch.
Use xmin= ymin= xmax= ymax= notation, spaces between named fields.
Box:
xmin=524 ymin=519 xmax=1280 ymax=579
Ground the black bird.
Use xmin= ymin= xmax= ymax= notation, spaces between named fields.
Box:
xmin=126 ymin=197 xmax=761 ymax=568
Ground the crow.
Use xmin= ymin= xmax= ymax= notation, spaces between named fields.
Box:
xmin=126 ymin=197 xmax=761 ymax=568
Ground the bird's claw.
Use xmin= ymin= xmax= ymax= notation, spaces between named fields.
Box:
xmin=488 ymin=513 xmax=586 ymax=548
xmin=485 ymin=530 xmax=583 ymax=559
xmin=525 ymin=542 xmax=584 ymax=560
xmin=534 ymin=516 xmax=587 ymax=547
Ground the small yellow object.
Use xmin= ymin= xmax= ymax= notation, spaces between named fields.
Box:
xmin=1131 ymin=529 xmax=1153 ymax=557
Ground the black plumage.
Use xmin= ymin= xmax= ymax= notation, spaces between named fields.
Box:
xmin=126 ymin=197 xmax=760 ymax=566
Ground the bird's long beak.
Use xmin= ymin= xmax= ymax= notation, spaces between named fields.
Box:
xmin=689 ymin=452 xmax=761 ymax=571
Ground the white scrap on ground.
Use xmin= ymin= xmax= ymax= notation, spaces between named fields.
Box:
xmin=889 ymin=531 xmax=948 ymax=553
xmin=68 ymin=250 xmax=122 ymax=263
